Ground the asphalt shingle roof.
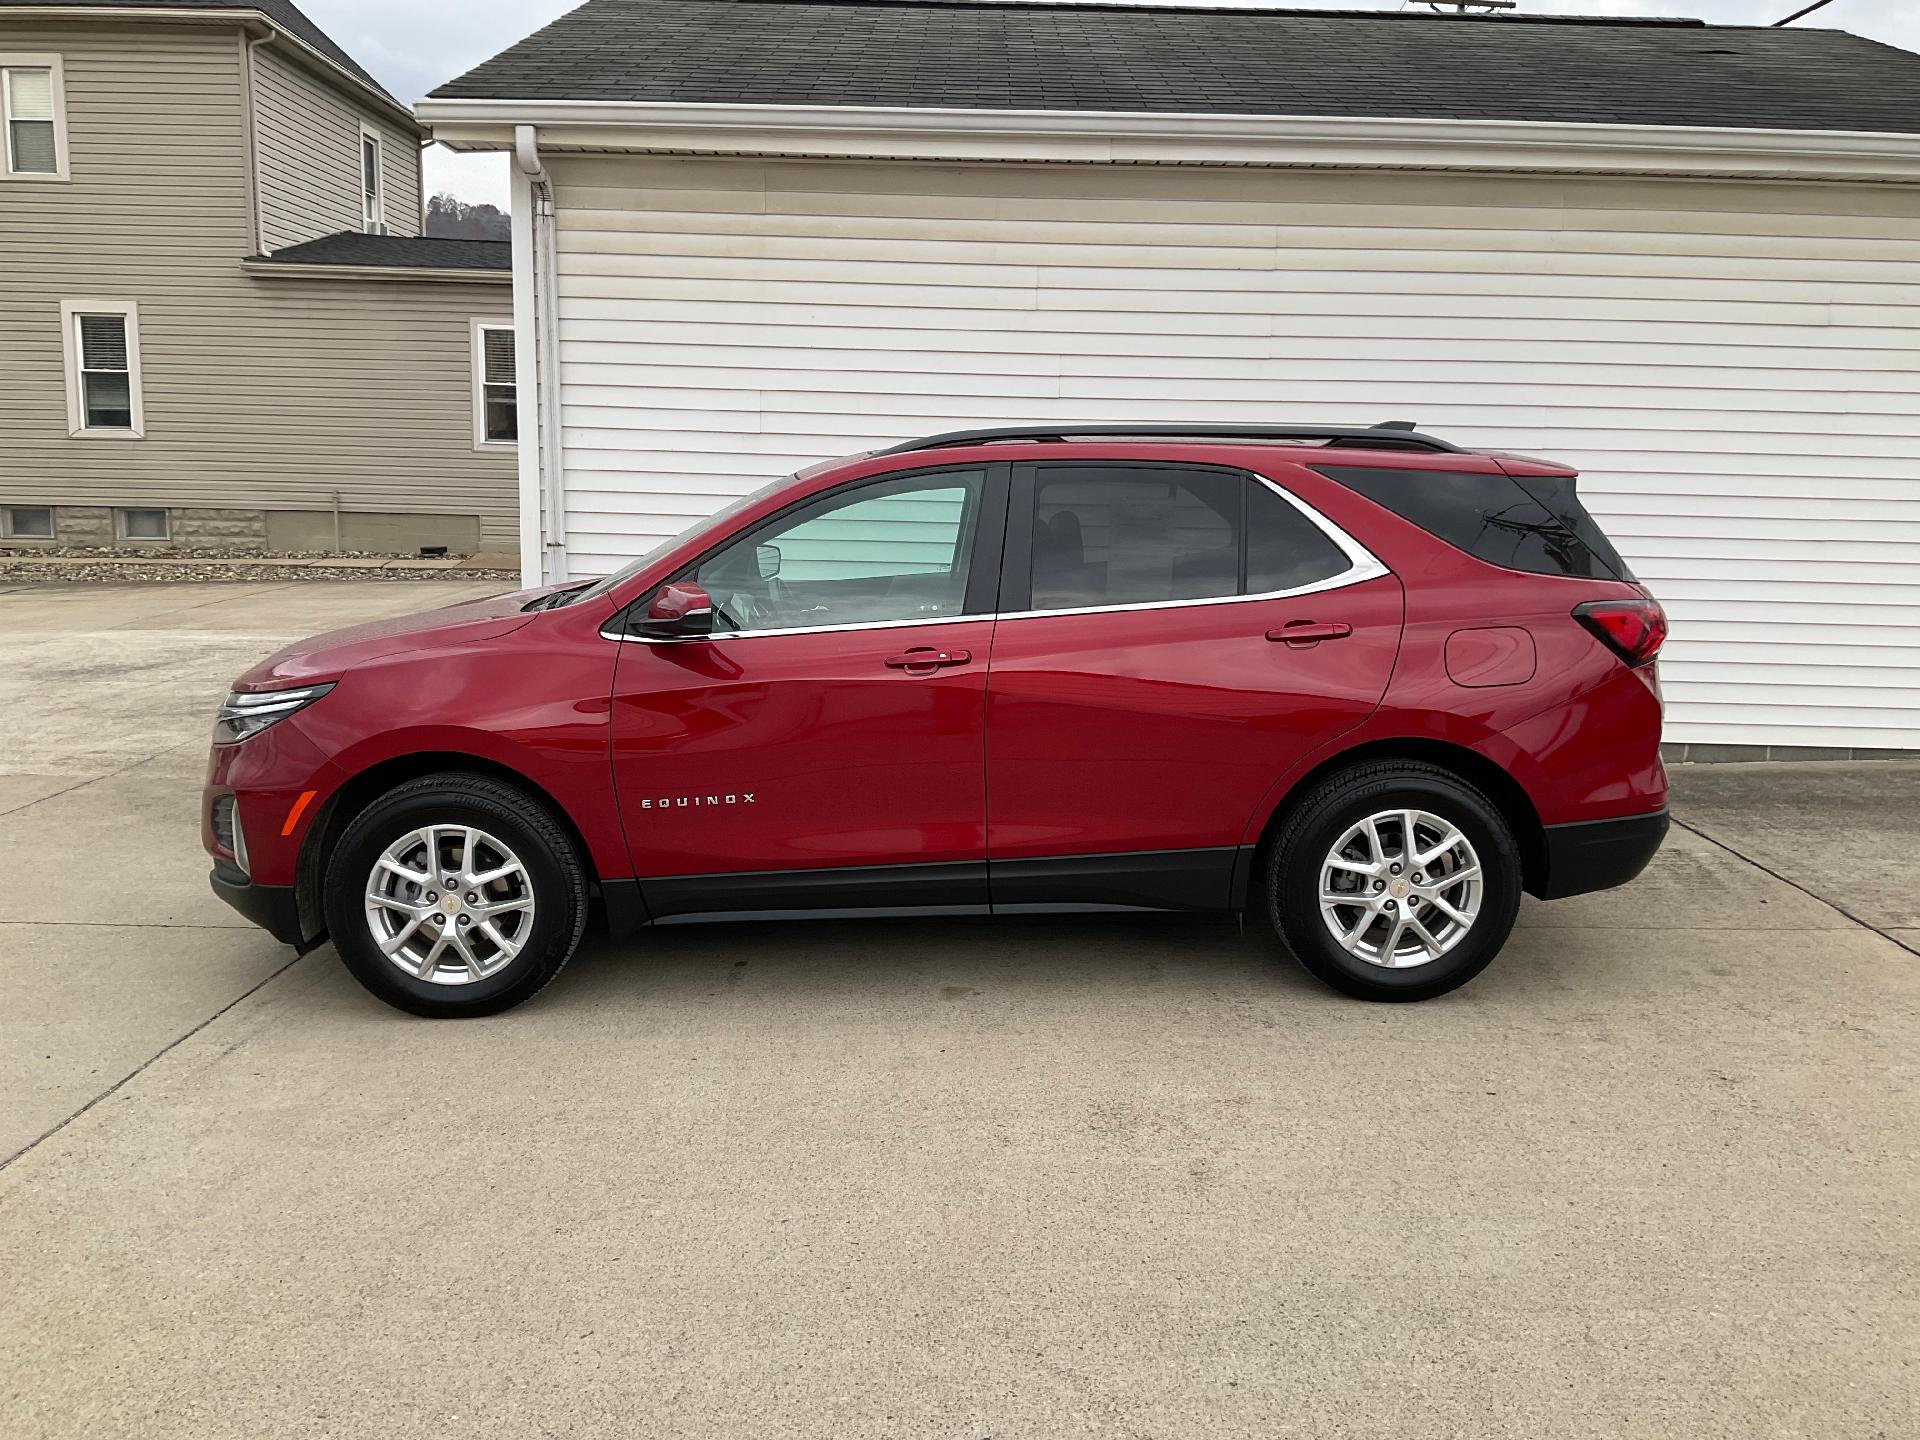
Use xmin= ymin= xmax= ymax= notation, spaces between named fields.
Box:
xmin=2 ymin=0 xmax=395 ymax=102
xmin=428 ymin=0 xmax=1920 ymax=136
xmin=252 ymin=233 xmax=512 ymax=271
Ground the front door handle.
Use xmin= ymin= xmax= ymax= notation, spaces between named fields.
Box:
xmin=1267 ymin=621 xmax=1353 ymax=648
xmin=885 ymin=647 xmax=973 ymax=671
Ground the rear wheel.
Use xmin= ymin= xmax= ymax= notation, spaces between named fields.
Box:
xmin=1265 ymin=761 xmax=1521 ymax=1001
xmin=323 ymin=773 xmax=588 ymax=1017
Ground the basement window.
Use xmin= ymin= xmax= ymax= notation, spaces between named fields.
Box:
xmin=3 ymin=505 xmax=55 ymax=539
xmin=115 ymin=507 xmax=169 ymax=542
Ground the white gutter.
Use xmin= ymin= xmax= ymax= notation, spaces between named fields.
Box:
xmin=417 ymin=99 xmax=1920 ymax=183
xmin=512 ymin=124 xmax=568 ymax=585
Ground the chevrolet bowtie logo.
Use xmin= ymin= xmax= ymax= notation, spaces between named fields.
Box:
xmin=638 ymin=794 xmax=756 ymax=810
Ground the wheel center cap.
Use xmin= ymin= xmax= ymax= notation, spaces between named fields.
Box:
xmin=442 ymin=894 xmax=462 ymax=914
xmin=1390 ymin=879 xmax=1409 ymax=898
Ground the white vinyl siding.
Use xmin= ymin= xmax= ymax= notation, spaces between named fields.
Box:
xmin=774 ymin=484 xmax=969 ymax=581
xmin=543 ymin=154 xmax=1920 ymax=750
xmin=1 ymin=55 xmax=65 ymax=178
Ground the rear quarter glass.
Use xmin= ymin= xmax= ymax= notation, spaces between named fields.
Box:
xmin=1312 ymin=465 xmax=1630 ymax=582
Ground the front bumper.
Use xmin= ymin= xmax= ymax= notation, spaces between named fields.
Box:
xmin=209 ymin=860 xmax=319 ymax=950
xmin=1537 ymin=809 xmax=1669 ymax=900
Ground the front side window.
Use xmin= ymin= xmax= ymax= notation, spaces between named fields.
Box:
xmin=63 ymin=302 xmax=142 ymax=435
xmin=473 ymin=323 xmax=515 ymax=445
xmin=1024 ymin=465 xmax=1350 ymax=614
xmin=3 ymin=60 xmax=62 ymax=177
xmin=687 ymin=469 xmax=986 ymax=634
xmin=360 ymin=127 xmax=384 ymax=233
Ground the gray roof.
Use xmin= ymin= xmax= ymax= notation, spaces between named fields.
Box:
xmin=252 ymin=233 xmax=512 ymax=272
xmin=429 ymin=0 xmax=1920 ymax=136
xmin=2 ymin=0 xmax=395 ymax=103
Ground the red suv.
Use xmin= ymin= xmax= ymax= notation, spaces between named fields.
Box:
xmin=204 ymin=423 xmax=1668 ymax=1017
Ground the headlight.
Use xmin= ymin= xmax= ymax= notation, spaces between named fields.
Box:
xmin=213 ymin=683 xmax=335 ymax=744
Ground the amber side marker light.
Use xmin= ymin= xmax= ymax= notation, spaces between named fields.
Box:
xmin=281 ymin=789 xmax=318 ymax=837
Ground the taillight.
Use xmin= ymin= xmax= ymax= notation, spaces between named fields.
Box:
xmin=1573 ymin=598 xmax=1667 ymax=668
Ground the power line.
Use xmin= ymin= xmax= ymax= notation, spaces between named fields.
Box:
xmin=1774 ymin=0 xmax=1841 ymax=25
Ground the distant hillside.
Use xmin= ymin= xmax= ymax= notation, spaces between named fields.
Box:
xmin=425 ymin=194 xmax=510 ymax=241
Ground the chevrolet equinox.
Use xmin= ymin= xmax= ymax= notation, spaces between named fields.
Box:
xmin=204 ymin=422 xmax=1669 ymax=1016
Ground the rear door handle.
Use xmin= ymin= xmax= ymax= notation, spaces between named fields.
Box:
xmin=885 ymin=647 xmax=973 ymax=670
xmin=1266 ymin=621 xmax=1353 ymax=648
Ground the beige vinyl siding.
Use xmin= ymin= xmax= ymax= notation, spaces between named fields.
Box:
xmin=0 ymin=22 xmax=512 ymax=546
xmin=380 ymin=116 xmax=420 ymax=235
xmin=545 ymin=153 xmax=1920 ymax=750
xmin=252 ymin=43 xmax=419 ymax=249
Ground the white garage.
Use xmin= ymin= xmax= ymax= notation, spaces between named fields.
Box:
xmin=420 ymin=0 xmax=1920 ymax=758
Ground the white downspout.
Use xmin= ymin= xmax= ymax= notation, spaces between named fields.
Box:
xmin=240 ymin=28 xmax=276 ymax=254
xmin=514 ymin=123 xmax=569 ymax=583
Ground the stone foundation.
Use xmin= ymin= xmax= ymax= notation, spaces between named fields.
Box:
xmin=174 ymin=508 xmax=269 ymax=546
xmin=3 ymin=505 xmax=485 ymax=554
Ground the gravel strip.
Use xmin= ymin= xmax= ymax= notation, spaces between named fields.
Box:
xmin=0 ymin=547 xmax=518 ymax=585
xmin=0 ymin=564 xmax=521 ymax=583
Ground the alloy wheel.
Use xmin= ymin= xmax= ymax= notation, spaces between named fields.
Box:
xmin=364 ymin=824 xmax=537 ymax=985
xmin=1318 ymin=808 xmax=1483 ymax=969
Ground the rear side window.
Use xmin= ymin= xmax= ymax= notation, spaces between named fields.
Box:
xmin=1314 ymin=466 xmax=1629 ymax=581
xmin=1024 ymin=464 xmax=1351 ymax=612
xmin=1247 ymin=481 xmax=1352 ymax=593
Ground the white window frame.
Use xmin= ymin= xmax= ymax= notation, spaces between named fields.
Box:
xmin=1 ymin=54 xmax=69 ymax=181
xmin=471 ymin=318 xmax=517 ymax=451
xmin=359 ymin=122 xmax=385 ymax=234
xmin=60 ymin=299 xmax=145 ymax=439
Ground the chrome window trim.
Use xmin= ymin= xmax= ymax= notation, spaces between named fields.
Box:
xmin=600 ymin=473 xmax=1387 ymax=645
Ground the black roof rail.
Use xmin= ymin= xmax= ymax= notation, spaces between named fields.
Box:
xmin=874 ymin=421 xmax=1460 ymax=456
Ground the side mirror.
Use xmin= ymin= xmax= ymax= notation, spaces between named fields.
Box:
xmin=638 ymin=581 xmax=714 ymax=638
xmin=756 ymin=543 xmax=782 ymax=580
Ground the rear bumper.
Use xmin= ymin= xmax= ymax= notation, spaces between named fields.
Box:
xmin=209 ymin=861 xmax=314 ymax=949
xmin=1537 ymin=809 xmax=1669 ymax=900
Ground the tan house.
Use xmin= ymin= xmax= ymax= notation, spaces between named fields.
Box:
xmin=0 ymin=0 xmax=516 ymax=553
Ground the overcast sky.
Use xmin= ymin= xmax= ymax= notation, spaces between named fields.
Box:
xmin=292 ymin=0 xmax=1920 ymax=210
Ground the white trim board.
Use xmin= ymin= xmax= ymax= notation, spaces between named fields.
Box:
xmin=418 ymin=101 xmax=1920 ymax=184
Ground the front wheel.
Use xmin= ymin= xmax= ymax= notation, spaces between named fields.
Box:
xmin=323 ymin=773 xmax=589 ymax=1018
xmin=1265 ymin=761 xmax=1522 ymax=1002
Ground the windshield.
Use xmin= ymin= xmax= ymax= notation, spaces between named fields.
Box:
xmin=564 ymin=474 xmax=798 ymax=607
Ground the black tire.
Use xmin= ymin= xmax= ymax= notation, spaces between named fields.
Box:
xmin=1264 ymin=761 xmax=1522 ymax=1002
xmin=323 ymin=772 xmax=589 ymax=1018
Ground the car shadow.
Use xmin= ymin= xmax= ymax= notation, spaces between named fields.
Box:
xmin=281 ymin=904 xmax=1603 ymax=1026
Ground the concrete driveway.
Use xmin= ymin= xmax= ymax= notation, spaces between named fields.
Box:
xmin=2 ymin=581 xmax=1915 ymax=1439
